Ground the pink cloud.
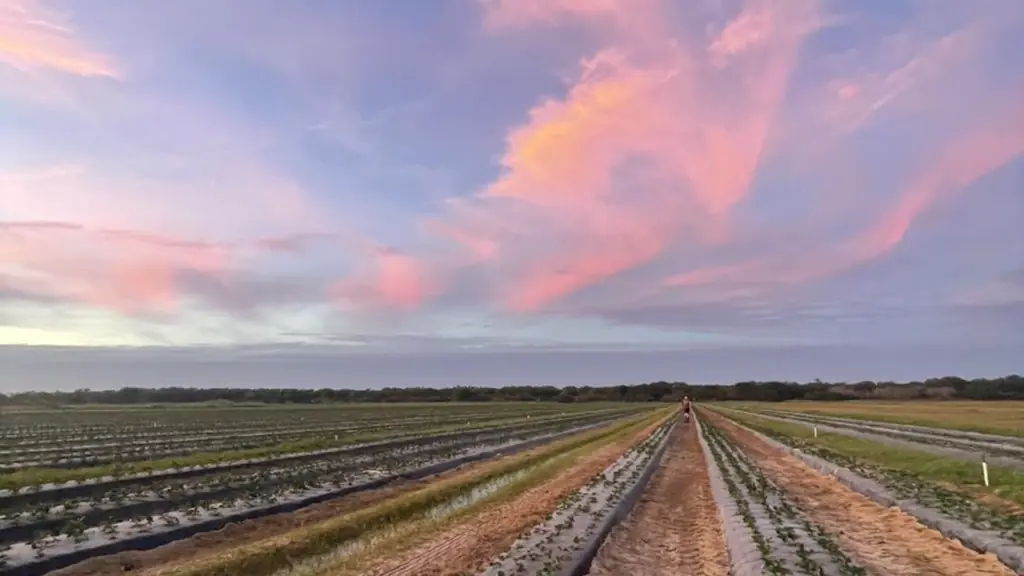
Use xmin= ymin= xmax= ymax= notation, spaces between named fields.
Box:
xmin=0 ymin=157 xmax=323 ymax=241
xmin=418 ymin=0 xmax=819 ymax=313
xmin=332 ymin=247 xmax=435 ymax=311
xmin=663 ymin=98 xmax=1024 ymax=291
xmin=848 ymin=102 xmax=1024 ymax=261
xmin=0 ymin=222 xmax=230 ymax=314
xmin=0 ymin=0 xmax=119 ymax=78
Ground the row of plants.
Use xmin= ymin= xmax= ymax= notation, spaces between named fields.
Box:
xmin=0 ymin=410 xmax=633 ymax=535
xmin=748 ymin=410 xmax=1024 ymax=459
xmin=0 ymin=414 xmax=639 ymax=572
xmin=700 ymin=417 xmax=866 ymax=575
xmin=0 ymin=403 xmax=614 ymax=448
xmin=482 ymin=417 xmax=674 ymax=575
xmin=0 ymin=407 xmax=636 ymax=471
xmin=749 ymin=409 xmax=1024 ymax=444
xmin=0 ymin=407 xmax=645 ymax=495
xmin=147 ymin=410 xmax=670 ymax=576
xmin=0 ymin=404 xmax=595 ymax=451
xmin=715 ymin=409 xmax=1024 ymax=550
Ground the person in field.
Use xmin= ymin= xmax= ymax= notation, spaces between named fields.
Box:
xmin=681 ymin=395 xmax=692 ymax=423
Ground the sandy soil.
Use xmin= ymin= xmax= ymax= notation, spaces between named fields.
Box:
xmin=51 ymin=472 xmax=467 ymax=575
xmin=705 ymin=410 xmax=1016 ymax=576
xmin=338 ymin=418 xmax=668 ymax=576
xmin=589 ymin=417 xmax=730 ymax=576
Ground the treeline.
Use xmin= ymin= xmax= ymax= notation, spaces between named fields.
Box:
xmin=2 ymin=375 xmax=1022 ymax=406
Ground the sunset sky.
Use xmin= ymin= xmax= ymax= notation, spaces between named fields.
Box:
xmin=2 ymin=0 xmax=1022 ymax=390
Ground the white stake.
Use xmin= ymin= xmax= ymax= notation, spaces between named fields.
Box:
xmin=813 ymin=426 xmax=818 ymax=438
xmin=982 ymin=457 xmax=990 ymax=487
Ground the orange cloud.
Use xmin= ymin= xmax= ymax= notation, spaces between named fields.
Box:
xmin=0 ymin=0 xmax=120 ymax=77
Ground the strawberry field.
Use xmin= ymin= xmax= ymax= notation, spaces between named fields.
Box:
xmin=2 ymin=401 xmax=1022 ymax=575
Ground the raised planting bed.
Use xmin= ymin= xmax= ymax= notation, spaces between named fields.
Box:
xmin=0 ymin=409 xmax=638 ymax=508
xmin=716 ymin=413 xmax=1024 ymax=574
xmin=0 ymin=408 xmax=637 ymax=470
xmin=720 ymin=408 xmax=1024 ymax=470
xmin=757 ymin=411 xmax=1024 ymax=447
xmin=0 ymin=420 xmax=621 ymax=576
xmin=0 ymin=412 xmax=636 ymax=547
xmin=754 ymin=410 xmax=1024 ymax=459
xmin=480 ymin=418 xmax=674 ymax=576
xmin=698 ymin=416 xmax=868 ymax=576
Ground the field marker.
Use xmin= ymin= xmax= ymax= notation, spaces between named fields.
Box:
xmin=813 ymin=426 xmax=818 ymax=438
xmin=982 ymin=455 xmax=990 ymax=487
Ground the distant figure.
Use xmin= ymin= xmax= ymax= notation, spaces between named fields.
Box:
xmin=681 ymin=395 xmax=692 ymax=423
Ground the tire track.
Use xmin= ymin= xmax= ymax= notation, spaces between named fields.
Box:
xmin=705 ymin=410 xmax=1016 ymax=576
xmin=589 ymin=419 xmax=729 ymax=576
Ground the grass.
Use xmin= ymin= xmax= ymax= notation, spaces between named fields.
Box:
xmin=714 ymin=407 xmax=1024 ymax=507
xmin=151 ymin=408 xmax=673 ymax=576
xmin=0 ymin=409 xmax=640 ymax=490
xmin=724 ymin=400 xmax=1024 ymax=437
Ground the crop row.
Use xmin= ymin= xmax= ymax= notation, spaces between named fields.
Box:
xmin=0 ymin=411 xmax=505 ymax=451
xmin=699 ymin=416 xmax=866 ymax=576
xmin=0 ymin=405 xmax=599 ymax=448
xmin=0 ymin=408 xmax=646 ymax=495
xmin=728 ymin=409 xmax=1024 ymax=471
xmin=482 ymin=417 xmax=674 ymax=575
xmin=712 ymin=410 xmax=1024 ymax=575
xmin=0 ymin=420 xmax=587 ymax=546
xmin=0 ymin=407 xmax=635 ymax=471
xmin=750 ymin=409 xmax=1024 ymax=446
xmin=0 ymin=403 xmax=583 ymax=427
xmin=723 ymin=411 xmax=1024 ymax=553
xmin=757 ymin=410 xmax=1024 ymax=457
xmin=0 ymin=408 xmax=641 ymax=504
xmin=0 ymin=415 xmax=630 ymax=574
xmin=40 ymin=410 xmax=668 ymax=576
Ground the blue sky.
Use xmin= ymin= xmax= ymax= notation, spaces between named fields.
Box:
xmin=1 ymin=0 xmax=1022 ymax=390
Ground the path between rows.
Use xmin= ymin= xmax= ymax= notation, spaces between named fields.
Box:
xmin=336 ymin=418 xmax=667 ymax=576
xmin=589 ymin=416 xmax=729 ymax=576
xmin=704 ymin=410 xmax=1016 ymax=576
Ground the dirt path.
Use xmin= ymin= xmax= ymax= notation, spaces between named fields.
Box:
xmin=338 ymin=418 xmax=668 ymax=576
xmin=589 ymin=418 xmax=729 ymax=576
xmin=705 ymin=410 xmax=1016 ymax=576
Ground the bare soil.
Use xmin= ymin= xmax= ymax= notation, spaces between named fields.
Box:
xmin=340 ymin=418 xmax=668 ymax=576
xmin=706 ymin=410 xmax=1016 ymax=576
xmin=589 ymin=417 xmax=730 ymax=576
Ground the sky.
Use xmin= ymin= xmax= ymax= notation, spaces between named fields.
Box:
xmin=1 ymin=0 xmax=1023 ymax=391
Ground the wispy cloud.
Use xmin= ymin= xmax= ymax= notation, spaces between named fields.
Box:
xmin=0 ymin=0 xmax=119 ymax=77
xmin=420 ymin=0 xmax=820 ymax=312
xmin=1 ymin=0 xmax=1022 ymax=382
